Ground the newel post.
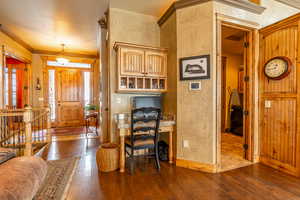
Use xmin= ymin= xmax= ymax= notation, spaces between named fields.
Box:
xmin=24 ymin=106 xmax=33 ymax=156
xmin=45 ymin=106 xmax=51 ymax=142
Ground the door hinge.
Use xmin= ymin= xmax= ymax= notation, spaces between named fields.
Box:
xmin=24 ymin=86 xmax=28 ymax=90
xmin=244 ymin=76 xmax=250 ymax=82
xmin=244 ymin=42 xmax=249 ymax=48
xmin=243 ymin=110 xmax=249 ymax=116
xmin=24 ymin=67 xmax=28 ymax=72
xmin=243 ymin=144 xmax=249 ymax=150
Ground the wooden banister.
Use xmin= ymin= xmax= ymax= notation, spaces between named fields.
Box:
xmin=23 ymin=106 xmax=33 ymax=156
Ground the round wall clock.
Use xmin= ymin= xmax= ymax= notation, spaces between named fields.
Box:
xmin=264 ymin=56 xmax=292 ymax=80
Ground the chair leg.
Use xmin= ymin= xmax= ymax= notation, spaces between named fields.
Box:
xmin=155 ymin=144 xmax=161 ymax=171
xmin=130 ymin=148 xmax=135 ymax=174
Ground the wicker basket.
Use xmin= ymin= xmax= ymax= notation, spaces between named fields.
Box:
xmin=96 ymin=143 xmax=119 ymax=172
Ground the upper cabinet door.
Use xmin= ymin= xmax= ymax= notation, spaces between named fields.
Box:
xmin=145 ymin=51 xmax=167 ymax=77
xmin=119 ymin=47 xmax=145 ymax=76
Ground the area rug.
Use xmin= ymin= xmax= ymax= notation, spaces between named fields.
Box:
xmin=33 ymin=157 xmax=79 ymax=200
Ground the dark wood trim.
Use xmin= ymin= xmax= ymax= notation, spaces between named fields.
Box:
xmin=158 ymin=0 xmax=266 ymax=26
xmin=0 ymin=24 xmax=34 ymax=52
xmin=32 ymin=50 xmax=98 ymax=59
xmin=275 ymin=0 xmax=300 ymax=9
xmin=221 ymin=56 xmax=227 ymax=132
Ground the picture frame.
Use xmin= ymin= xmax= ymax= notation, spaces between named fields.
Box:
xmin=179 ymin=55 xmax=210 ymax=80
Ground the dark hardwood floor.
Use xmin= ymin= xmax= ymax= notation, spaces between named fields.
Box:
xmin=38 ymin=139 xmax=300 ymax=200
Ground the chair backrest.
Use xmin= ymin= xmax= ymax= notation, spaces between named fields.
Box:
xmin=130 ymin=107 xmax=161 ymax=144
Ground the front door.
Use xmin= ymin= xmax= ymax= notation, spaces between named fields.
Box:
xmin=57 ymin=69 xmax=84 ymax=127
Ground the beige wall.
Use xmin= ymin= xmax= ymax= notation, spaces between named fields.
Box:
xmin=31 ymin=54 xmax=44 ymax=107
xmin=176 ymin=2 xmax=215 ymax=164
xmin=108 ymin=8 xmax=161 ymax=142
xmin=160 ymin=12 xmax=178 ymax=157
xmin=0 ymin=31 xmax=32 ymax=108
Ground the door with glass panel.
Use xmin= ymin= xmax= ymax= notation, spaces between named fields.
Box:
xmin=48 ymin=68 xmax=92 ymax=127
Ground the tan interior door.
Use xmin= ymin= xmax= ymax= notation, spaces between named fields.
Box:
xmin=57 ymin=69 xmax=84 ymax=127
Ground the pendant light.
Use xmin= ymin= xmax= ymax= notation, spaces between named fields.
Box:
xmin=56 ymin=44 xmax=69 ymax=64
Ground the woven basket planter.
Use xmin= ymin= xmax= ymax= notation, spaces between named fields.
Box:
xmin=96 ymin=143 xmax=119 ymax=172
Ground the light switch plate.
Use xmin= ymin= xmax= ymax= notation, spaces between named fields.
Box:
xmin=116 ymin=97 xmax=121 ymax=104
xmin=183 ymin=140 xmax=189 ymax=148
xmin=265 ymin=100 xmax=272 ymax=108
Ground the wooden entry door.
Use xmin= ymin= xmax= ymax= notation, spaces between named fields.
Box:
xmin=57 ymin=69 xmax=84 ymax=127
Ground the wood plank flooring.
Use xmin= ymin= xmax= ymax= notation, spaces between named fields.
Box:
xmin=221 ymin=133 xmax=252 ymax=172
xmin=38 ymin=138 xmax=300 ymax=200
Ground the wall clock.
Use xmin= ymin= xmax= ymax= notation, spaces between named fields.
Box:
xmin=264 ymin=56 xmax=292 ymax=80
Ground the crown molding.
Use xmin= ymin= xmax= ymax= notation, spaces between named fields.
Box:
xmin=0 ymin=24 xmax=34 ymax=52
xmin=32 ymin=49 xmax=98 ymax=59
xmin=158 ymin=0 xmax=266 ymax=26
xmin=275 ymin=0 xmax=300 ymax=9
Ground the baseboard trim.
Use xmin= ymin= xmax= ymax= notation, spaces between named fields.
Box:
xmin=176 ymin=159 xmax=217 ymax=173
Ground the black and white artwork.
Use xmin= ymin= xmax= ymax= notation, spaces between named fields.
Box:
xmin=180 ymin=55 xmax=210 ymax=80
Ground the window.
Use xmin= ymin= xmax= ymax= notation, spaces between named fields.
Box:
xmin=47 ymin=61 xmax=91 ymax=69
xmin=4 ymin=68 xmax=17 ymax=107
xmin=48 ymin=70 xmax=56 ymax=122
xmin=84 ymin=71 xmax=91 ymax=106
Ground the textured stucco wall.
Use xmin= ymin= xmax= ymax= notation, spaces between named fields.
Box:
xmin=176 ymin=2 xmax=215 ymax=164
xmin=108 ymin=8 xmax=161 ymax=142
xmin=159 ymin=0 xmax=299 ymax=165
xmin=160 ymin=12 xmax=178 ymax=159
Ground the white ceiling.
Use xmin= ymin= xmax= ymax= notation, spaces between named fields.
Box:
xmin=110 ymin=0 xmax=176 ymax=18
xmin=0 ymin=0 xmax=109 ymax=55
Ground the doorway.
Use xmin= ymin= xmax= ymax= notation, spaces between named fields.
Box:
xmin=218 ymin=23 xmax=255 ymax=172
xmin=4 ymin=57 xmax=29 ymax=109
xmin=46 ymin=63 xmax=93 ymax=128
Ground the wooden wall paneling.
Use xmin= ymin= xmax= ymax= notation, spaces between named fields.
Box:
xmin=259 ymin=22 xmax=300 ymax=176
xmin=260 ymin=98 xmax=297 ymax=175
xmin=296 ymin=21 xmax=300 ymax=177
xmin=262 ymin=26 xmax=297 ymax=94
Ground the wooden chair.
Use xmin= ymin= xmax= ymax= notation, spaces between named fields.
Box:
xmin=125 ymin=107 xmax=161 ymax=173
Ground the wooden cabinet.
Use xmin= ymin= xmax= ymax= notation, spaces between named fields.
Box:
xmin=114 ymin=42 xmax=168 ymax=93
xmin=119 ymin=48 xmax=145 ymax=76
xmin=145 ymin=51 xmax=167 ymax=77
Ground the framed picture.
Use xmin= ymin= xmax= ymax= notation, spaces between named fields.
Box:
xmin=180 ymin=55 xmax=210 ymax=80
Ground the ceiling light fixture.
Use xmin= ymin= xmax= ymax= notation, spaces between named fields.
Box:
xmin=56 ymin=44 xmax=69 ymax=64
